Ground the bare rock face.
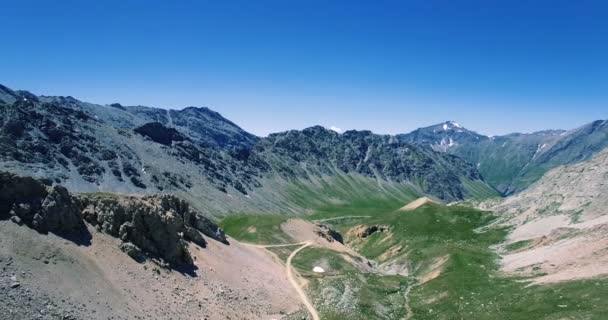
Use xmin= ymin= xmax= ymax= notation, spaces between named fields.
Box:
xmin=0 ymin=172 xmax=84 ymax=234
xmin=1 ymin=171 xmax=226 ymax=268
xmin=133 ymin=122 xmax=186 ymax=146
xmin=314 ymin=223 xmax=344 ymax=244
xmin=79 ymin=193 xmax=227 ymax=266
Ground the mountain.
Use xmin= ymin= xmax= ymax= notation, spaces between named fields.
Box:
xmin=0 ymin=85 xmax=496 ymax=217
xmin=399 ymin=120 xmax=608 ymax=194
xmin=397 ymin=120 xmax=488 ymax=152
xmin=254 ymin=126 xmax=497 ymax=201
xmin=2 ymin=84 xmax=608 ymax=320
xmin=0 ymin=85 xmax=268 ymax=216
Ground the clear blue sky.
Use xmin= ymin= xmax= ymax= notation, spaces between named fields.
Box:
xmin=1 ymin=0 xmax=607 ymax=136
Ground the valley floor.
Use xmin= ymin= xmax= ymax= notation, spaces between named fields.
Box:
xmin=222 ymin=198 xmax=608 ymax=320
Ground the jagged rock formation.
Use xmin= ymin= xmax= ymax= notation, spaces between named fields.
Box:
xmin=79 ymin=193 xmax=227 ymax=266
xmin=0 ymin=172 xmax=84 ymax=234
xmin=0 ymin=172 xmax=226 ymax=267
xmin=347 ymin=225 xmax=389 ymax=239
xmin=398 ymin=120 xmax=608 ymax=194
xmin=313 ymin=223 xmax=344 ymax=244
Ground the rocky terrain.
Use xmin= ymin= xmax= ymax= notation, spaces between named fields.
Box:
xmin=254 ymin=126 xmax=495 ymax=201
xmin=399 ymin=120 xmax=608 ymax=194
xmin=2 ymin=83 xmax=608 ymax=319
xmin=0 ymin=84 xmax=497 ymax=219
xmin=0 ymin=172 xmax=303 ymax=319
xmin=486 ymin=148 xmax=608 ymax=283
xmin=1 ymin=171 xmax=227 ymax=268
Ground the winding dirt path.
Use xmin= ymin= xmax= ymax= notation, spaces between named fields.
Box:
xmin=313 ymin=215 xmax=371 ymax=223
xmin=285 ymin=242 xmax=319 ymax=320
xmin=242 ymin=241 xmax=319 ymax=320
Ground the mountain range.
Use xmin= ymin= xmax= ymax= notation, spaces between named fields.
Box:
xmin=398 ymin=119 xmax=608 ymax=194
xmin=2 ymin=84 xmax=606 ymax=211
xmin=0 ymin=84 xmax=499 ymax=217
xmin=2 ymin=83 xmax=608 ymax=320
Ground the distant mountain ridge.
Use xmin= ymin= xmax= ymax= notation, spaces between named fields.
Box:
xmin=0 ymin=84 xmax=497 ymax=216
xmin=398 ymin=119 xmax=608 ymax=194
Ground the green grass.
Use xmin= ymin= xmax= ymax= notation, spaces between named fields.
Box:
xmin=292 ymin=246 xmax=410 ymax=320
xmin=353 ymin=203 xmax=505 ymax=274
xmin=222 ymin=194 xmax=608 ymax=320
xmin=504 ymin=239 xmax=533 ymax=252
xmin=461 ymin=178 xmax=502 ymax=200
xmin=348 ymin=202 xmax=608 ymax=320
xmin=219 ymin=214 xmax=292 ymax=244
xmin=283 ymin=173 xmax=421 ymax=220
xmin=292 ymin=247 xmax=359 ymax=275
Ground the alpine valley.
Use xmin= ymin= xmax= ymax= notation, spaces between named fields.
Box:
xmin=1 ymin=84 xmax=607 ymax=320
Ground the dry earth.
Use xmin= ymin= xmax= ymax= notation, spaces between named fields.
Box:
xmin=398 ymin=197 xmax=439 ymax=211
xmin=0 ymin=220 xmax=301 ymax=320
xmin=489 ymin=149 xmax=608 ymax=284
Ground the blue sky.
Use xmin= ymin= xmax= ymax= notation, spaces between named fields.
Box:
xmin=1 ymin=0 xmax=607 ymax=136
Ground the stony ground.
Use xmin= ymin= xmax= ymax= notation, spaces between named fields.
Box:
xmin=0 ymin=220 xmax=302 ymax=320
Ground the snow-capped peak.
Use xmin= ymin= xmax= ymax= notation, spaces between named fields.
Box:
xmin=449 ymin=121 xmax=462 ymax=128
xmin=442 ymin=121 xmax=463 ymax=131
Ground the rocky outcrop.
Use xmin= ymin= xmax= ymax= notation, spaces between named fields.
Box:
xmin=314 ymin=223 xmax=344 ymax=244
xmin=134 ymin=122 xmax=186 ymax=146
xmin=347 ymin=225 xmax=389 ymax=239
xmin=0 ymin=172 xmax=84 ymax=234
xmin=0 ymin=172 xmax=226 ymax=267
xmin=79 ymin=193 xmax=227 ymax=266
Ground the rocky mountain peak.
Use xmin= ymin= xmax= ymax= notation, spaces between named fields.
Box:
xmin=397 ymin=120 xmax=488 ymax=152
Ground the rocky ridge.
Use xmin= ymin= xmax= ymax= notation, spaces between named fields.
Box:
xmin=398 ymin=120 xmax=608 ymax=194
xmin=1 ymin=171 xmax=226 ymax=267
xmin=0 ymin=84 xmax=496 ymax=215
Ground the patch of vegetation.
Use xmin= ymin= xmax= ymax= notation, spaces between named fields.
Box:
xmin=284 ymin=173 xmax=420 ymax=220
xmin=293 ymin=247 xmax=409 ymax=320
xmin=219 ymin=214 xmax=292 ymax=244
xmin=348 ymin=202 xmax=608 ymax=320
xmin=505 ymin=239 xmax=533 ymax=252
xmin=461 ymin=178 xmax=502 ymax=200
xmin=223 ymin=197 xmax=608 ymax=319
xmin=355 ymin=203 xmax=505 ymax=275
xmin=292 ymin=247 xmax=359 ymax=275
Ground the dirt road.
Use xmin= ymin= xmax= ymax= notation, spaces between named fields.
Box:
xmin=286 ymin=242 xmax=319 ymax=320
xmin=313 ymin=215 xmax=371 ymax=223
xmin=243 ymin=241 xmax=320 ymax=320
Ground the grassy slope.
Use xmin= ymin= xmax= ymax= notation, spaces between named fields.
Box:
xmin=284 ymin=172 xmax=421 ymax=220
xmin=291 ymin=247 xmax=409 ymax=320
xmin=221 ymin=184 xmax=608 ymax=319
xmin=219 ymin=215 xmax=292 ymax=244
xmin=348 ymin=203 xmax=608 ymax=320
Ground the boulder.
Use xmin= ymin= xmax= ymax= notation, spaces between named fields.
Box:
xmin=0 ymin=172 xmax=83 ymax=234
